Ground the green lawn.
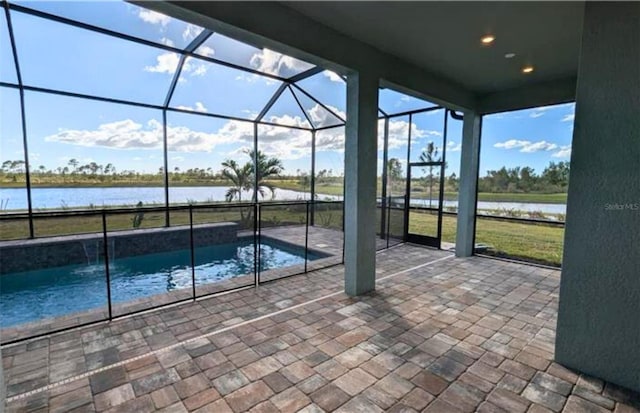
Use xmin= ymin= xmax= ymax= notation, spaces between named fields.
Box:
xmin=402 ymin=211 xmax=563 ymax=266
xmin=275 ymin=181 xmax=567 ymax=204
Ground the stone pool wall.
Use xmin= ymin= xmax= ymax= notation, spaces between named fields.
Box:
xmin=0 ymin=222 xmax=239 ymax=274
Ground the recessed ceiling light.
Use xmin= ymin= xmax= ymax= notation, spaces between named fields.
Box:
xmin=505 ymin=53 xmax=516 ymax=59
xmin=522 ymin=66 xmax=535 ymax=74
xmin=481 ymin=35 xmax=495 ymax=45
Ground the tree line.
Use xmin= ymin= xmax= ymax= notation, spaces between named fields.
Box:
xmin=478 ymin=162 xmax=570 ymax=193
xmin=386 ymin=157 xmax=570 ymax=194
xmin=1 ymin=156 xmax=570 ymax=194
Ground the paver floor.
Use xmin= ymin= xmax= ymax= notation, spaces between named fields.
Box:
xmin=2 ymin=244 xmax=639 ymax=412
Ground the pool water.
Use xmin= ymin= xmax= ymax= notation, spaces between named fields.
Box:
xmin=0 ymin=239 xmax=320 ymax=328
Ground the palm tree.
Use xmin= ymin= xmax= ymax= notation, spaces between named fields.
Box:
xmin=221 ymin=159 xmax=252 ymax=202
xmin=419 ymin=142 xmax=440 ymax=208
xmin=248 ymin=149 xmax=284 ymax=202
xmin=221 ymin=149 xmax=284 ymax=226
xmin=222 ymin=149 xmax=284 ymax=202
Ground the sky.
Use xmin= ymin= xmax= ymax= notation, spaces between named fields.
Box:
xmin=1 ymin=1 xmax=575 ymax=182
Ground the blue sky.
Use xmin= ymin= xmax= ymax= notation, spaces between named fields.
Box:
xmin=1 ymin=1 xmax=575 ymax=181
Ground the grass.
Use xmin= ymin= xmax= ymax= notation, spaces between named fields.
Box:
xmin=1 ymin=202 xmax=563 ymax=266
xmin=0 ymin=203 xmax=343 ymax=240
xmin=402 ymin=211 xmax=563 ymax=266
xmin=274 ymin=181 xmax=567 ymax=204
xmin=373 ymin=209 xmax=563 ymax=266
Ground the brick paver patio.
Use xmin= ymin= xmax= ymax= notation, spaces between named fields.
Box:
xmin=2 ymin=244 xmax=639 ymax=412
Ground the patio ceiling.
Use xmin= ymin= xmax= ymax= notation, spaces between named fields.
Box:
xmin=146 ymin=1 xmax=584 ymax=113
xmin=283 ymin=2 xmax=584 ymax=96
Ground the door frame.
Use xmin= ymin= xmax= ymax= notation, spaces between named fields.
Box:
xmin=404 ymin=161 xmax=446 ymax=248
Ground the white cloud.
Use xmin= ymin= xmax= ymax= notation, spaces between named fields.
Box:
xmin=42 ymin=106 xmax=434 ymax=167
xmin=176 ymin=102 xmax=208 ymax=113
xmin=530 ymin=112 xmax=545 ymax=118
xmin=249 ymin=49 xmax=314 ymax=77
xmin=189 ymin=62 xmax=207 ymax=77
xmin=171 ymin=156 xmax=185 ymax=162
xmin=144 ymin=52 xmax=180 ymax=74
xmin=160 ymin=37 xmax=175 ymax=47
xmin=44 ymin=119 xmax=237 ymax=153
xmin=322 ymin=70 xmax=343 ymax=82
xmin=263 ymin=114 xmax=311 ymax=129
xmin=198 ymin=46 xmax=215 ymax=58
xmin=144 ymin=54 xmax=207 ymax=77
xmin=308 ymin=104 xmax=344 ymax=127
xmin=494 ymin=139 xmax=559 ymax=153
xmin=521 ymin=141 xmax=557 ymax=153
xmin=377 ymin=119 xmax=436 ymax=150
xmin=447 ymin=141 xmax=462 ymax=152
xmin=138 ymin=10 xmax=170 ymax=26
xmin=494 ymin=139 xmax=529 ymax=150
xmin=552 ymin=145 xmax=572 ymax=158
xmin=562 ymin=114 xmax=575 ymax=122
xmin=182 ymin=23 xmax=202 ymax=42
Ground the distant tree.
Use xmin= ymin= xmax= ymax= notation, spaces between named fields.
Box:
xmin=387 ymin=158 xmax=403 ymax=181
xmin=1 ymin=160 xmax=11 ymax=172
xmin=519 ymin=166 xmax=536 ymax=192
xmin=446 ymin=172 xmax=459 ymax=192
xmin=68 ymin=158 xmax=79 ymax=173
xmin=298 ymin=172 xmax=311 ymax=192
xmin=542 ymin=161 xmax=570 ymax=189
xmin=419 ymin=142 xmax=441 ymax=208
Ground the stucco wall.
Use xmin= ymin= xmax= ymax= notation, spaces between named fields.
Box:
xmin=555 ymin=2 xmax=640 ymax=392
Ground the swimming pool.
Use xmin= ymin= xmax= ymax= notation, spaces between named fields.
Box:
xmin=0 ymin=238 xmax=322 ymax=328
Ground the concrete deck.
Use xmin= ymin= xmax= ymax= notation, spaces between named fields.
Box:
xmin=2 ymin=244 xmax=639 ymax=412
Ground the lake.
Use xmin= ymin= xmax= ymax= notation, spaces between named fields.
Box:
xmin=0 ymin=186 xmax=336 ymax=210
xmin=0 ymin=186 xmax=567 ymax=215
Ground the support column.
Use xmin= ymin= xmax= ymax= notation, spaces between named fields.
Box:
xmin=455 ymin=111 xmax=481 ymax=257
xmin=344 ymin=71 xmax=379 ymax=296
xmin=0 ymin=346 xmax=4 ymax=413
xmin=556 ymin=2 xmax=640 ymax=392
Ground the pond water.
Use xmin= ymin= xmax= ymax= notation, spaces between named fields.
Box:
xmin=0 ymin=186 xmax=566 ymax=214
xmin=0 ymin=186 xmax=339 ymax=210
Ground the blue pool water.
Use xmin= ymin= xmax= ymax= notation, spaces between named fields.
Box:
xmin=0 ymin=239 xmax=320 ymax=328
